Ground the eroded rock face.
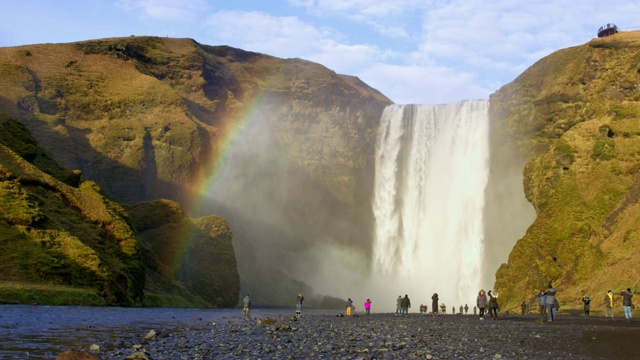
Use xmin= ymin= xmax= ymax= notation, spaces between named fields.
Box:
xmin=490 ymin=31 xmax=640 ymax=310
xmin=127 ymin=199 xmax=240 ymax=308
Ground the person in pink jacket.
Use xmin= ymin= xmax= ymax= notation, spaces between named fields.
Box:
xmin=364 ymin=299 xmax=371 ymax=315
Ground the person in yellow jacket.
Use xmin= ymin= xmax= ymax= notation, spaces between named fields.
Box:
xmin=604 ymin=290 xmax=615 ymax=320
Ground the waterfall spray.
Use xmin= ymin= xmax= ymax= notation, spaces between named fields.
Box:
xmin=372 ymin=100 xmax=490 ymax=308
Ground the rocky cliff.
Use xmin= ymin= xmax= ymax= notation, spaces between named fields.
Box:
xmin=0 ymin=112 xmax=239 ymax=307
xmin=0 ymin=36 xmax=392 ymax=306
xmin=491 ymin=31 xmax=640 ymax=310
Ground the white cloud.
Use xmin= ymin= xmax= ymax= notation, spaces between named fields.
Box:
xmin=115 ymin=0 xmax=207 ymax=21
xmin=358 ymin=63 xmax=492 ymax=105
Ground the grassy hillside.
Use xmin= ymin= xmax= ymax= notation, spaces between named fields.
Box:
xmin=0 ymin=36 xmax=390 ymax=206
xmin=491 ymin=31 xmax=640 ymax=311
xmin=0 ymin=112 xmax=144 ymax=305
xmin=0 ymin=36 xmax=391 ymax=306
xmin=0 ymin=110 xmax=240 ymax=307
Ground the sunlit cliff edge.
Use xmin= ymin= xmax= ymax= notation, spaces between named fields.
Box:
xmin=492 ymin=31 xmax=640 ymax=310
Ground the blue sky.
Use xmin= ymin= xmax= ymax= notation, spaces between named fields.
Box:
xmin=2 ymin=0 xmax=639 ymax=104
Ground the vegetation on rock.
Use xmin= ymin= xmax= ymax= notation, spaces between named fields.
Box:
xmin=491 ymin=31 xmax=640 ymax=311
xmin=0 ymin=113 xmax=144 ymax=305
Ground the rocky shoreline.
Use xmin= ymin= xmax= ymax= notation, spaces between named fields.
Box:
xmin=59 ymin=312 xmax=640 ymax=359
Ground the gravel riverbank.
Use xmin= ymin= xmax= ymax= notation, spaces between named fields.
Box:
xmin=81 ymin=312 xmax=640 ymax=359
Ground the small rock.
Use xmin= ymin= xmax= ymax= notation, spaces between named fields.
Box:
xmin=89 ymin=344 xmax=100 ymax=351
xmin=144 ymin=330 xmax=157 ymax=340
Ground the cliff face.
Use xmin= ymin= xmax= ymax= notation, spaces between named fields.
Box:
xmin=127 ymin=199 xmax=240 ymax=308
xmin=490 ymin=31 xmax=640 ymax=310
xmin=0 ymin=112 xmax=144 ymax=305
xmin=0 ymin=36 xmax=390 ymax=206
xmin=0 ymin=111 xmax=239 ymax=307
xmin=0 ymin=36 xmax=392 ymax=306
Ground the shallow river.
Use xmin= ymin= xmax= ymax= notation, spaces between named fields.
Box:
xmin=0 ymin=304 xmax=295 ymax=359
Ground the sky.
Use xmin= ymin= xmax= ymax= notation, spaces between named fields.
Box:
xmin=2 ymin=0 xmax=639 ymax=104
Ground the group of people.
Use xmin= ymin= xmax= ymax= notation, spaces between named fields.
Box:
xmin=242 ymin=293 xmax=306 ymax=317
xmin=395 ymin=295 xmax=411 ymax=316
xmin=596 ymin=288 xmax=634 ymax=321
xmin=537 ymin=286 xmax=634 ymax=322
xmin=241 ymin=286 xmax=633 ymax=322
xmin=475 ymin=289 xmax=500 ymax=320
xmin=535 ymin=284 xmax=559 ymax=322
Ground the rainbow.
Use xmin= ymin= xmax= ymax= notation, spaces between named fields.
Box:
xmin=186 ymin=92 xmax=269 ymax=218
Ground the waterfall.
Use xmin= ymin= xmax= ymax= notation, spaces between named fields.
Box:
xmin=372 ymin=100 xmax=490 ymax=308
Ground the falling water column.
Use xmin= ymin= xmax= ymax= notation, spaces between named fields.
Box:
xmin=372 ymin=100 xmax=490 ymax=307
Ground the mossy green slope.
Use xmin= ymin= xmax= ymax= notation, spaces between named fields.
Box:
xmin=0 ymin=111 xmax=240 ymax=307
xmin=0 ymin=112 xmax=144 ymax=305
xmin=491 ymin=31 xmax=640 ymax=310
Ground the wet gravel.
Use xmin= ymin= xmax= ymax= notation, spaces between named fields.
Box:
xmin=88 ymin=312 xmax=640 ymax=359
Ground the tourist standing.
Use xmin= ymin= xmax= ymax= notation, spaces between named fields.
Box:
xmin=537 ymin=289 xmax=546 ymax=317
xmin=488 ymin=290 xmax=499 ymax=320
xmin=582 ymin=295 xmax=591 ymax=318
xmin=604 ymin=290 xmax=615 ymax=320
xmin=459 ymin=305 xmax=464 ymax=315
xmin=364 ymin=299 xmax=372 ymax=315
xmin=545 ymin=284 xmax=557 ymax=322
xmin=396 ymin=295 xmax=402 ymax=316
xmin=521 ymin=301 xmax=527 ymax=315
xmin=431 ymin=293 xmax=439 ymax=316
xmin=477 ymin=290 xmax=487 ymax=320
xmin=401 ymin=294 xmax=411 ymax=316
xmin=346 ymin=298 xmax=353 ymax=316
xmin=296 ymin=293 xmax=304 ymax=317
xmin=464 ymin=304 xmax=469 ymax=314
xmin=243 ymin=294 xmax=251 ymax=316
xmin=620 ymin=288 xmax=633 ymax=321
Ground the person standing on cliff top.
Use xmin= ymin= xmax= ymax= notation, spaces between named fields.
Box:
xmin=620 ymin=288 xmax=633 ymax=321
xmin=396 ymin=295 xmax=402 ymax=316
xmin=364 ymin=299 xmax=371 ymax=315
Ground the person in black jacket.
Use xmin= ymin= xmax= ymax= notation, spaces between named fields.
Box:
xmin=431 ymin=293 xmax=439 ymax=316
